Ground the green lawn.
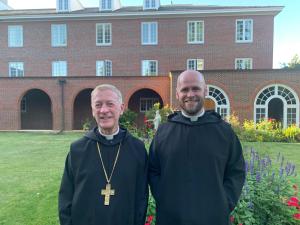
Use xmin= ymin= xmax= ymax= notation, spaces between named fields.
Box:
xmin=0 ymin=132 xmax=299 ymax=225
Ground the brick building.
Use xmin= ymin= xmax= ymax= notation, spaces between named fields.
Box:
xmin=0 ymin=0 xmax=299 ymax=130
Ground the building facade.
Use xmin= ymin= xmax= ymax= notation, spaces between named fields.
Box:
xmin=0 ymin=0 xmax=299 ymax=130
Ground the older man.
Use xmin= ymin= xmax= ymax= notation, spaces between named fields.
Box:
xmin=59 ymin=84 xmax=148 ymax=225
xmin=149 ymin=70 xmax=245 ymax=225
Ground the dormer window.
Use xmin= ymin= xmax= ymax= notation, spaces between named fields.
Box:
xmin=57 ymin=0 xmax=69 ymax=12
xmin=143 ymin=0 xmax=160 ymax=10
xmin=100 ymin=0 xmax=112 ymax=11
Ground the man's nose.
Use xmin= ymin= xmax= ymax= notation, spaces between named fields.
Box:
xmin=186 ymin=89 xmax=195 ymax=97
xmin=99 ymin=104 xmax=109 ymax=113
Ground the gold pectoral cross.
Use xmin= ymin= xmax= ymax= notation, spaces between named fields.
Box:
xmin=101 ymin=183 xmax=115 ymax=206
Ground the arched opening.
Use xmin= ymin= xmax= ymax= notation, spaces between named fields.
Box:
xmin=128 ymin=88 xmax=163 ymax=127
xmin=73 ymin=88 xmax=96 ymax=130
xmin=21 ymin=89 xmax=52 ymax=130
xmin=268 ymin=98 xmax=283 ymax=124
xmin=204 ymin=98 xmax=215 ymax=111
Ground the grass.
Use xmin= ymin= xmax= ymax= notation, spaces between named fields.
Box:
xmin=0 ymin=132 xmax=300 ymax=225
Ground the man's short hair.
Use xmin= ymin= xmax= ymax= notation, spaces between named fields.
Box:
xmin=91 ymin=84 xmax=123 ymax=103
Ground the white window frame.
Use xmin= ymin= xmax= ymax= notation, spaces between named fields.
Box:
xmin=51 ymin=24 xmax=67 ymax=47
xmin=141 ymin=22 xmax=158 ymax=45
xmin=187 ymin=21 xmax=204 ymax=44
xmin=8 ymin=25 xmax=23 ymax=47
xmin=235 ymin=58 xmax=253 ymax=70
xmin=143 ymin=0 xmax=159 ymax=10
xmin=140 ymin=98 xmax=159 ymax=112
xmin=52 ymin=61 xmax=67 ymax=77
xmin=9 ymin=62 xmax=24 ymax=77
xmin=100 ymin=0 xmax=112 ymax=11
xmin=142 ymin=60 xmax=158 ymax=76
xmin=96 ymin=23 xmax=112 ymax=46
xmin=236 ymin=19 xmax=253 ymax=43
xmin=57 ymin=0 xmax=69 ymax=12
xmin=187 ymin=59 xmax=204 ymax=70
xmin=96 ymin=60 xmax=112 ymax=76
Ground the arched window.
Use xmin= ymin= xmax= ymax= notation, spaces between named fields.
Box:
xmin=206 ymin=85 xmax=230 ymax=119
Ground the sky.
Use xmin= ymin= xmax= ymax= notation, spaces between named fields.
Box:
xmin=7 ymin=0 xmax=300 ymax=68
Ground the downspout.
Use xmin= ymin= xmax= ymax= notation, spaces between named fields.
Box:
xmin=58 ymin=79 xmax=66 ymax=132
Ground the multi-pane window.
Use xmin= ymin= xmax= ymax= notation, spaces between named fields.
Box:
xmin=287 ymin=108 xmax=297 ymax=126
xmin=187 ymin=59 xmax=204 ymax=70
xmin=235 ymin=58 xmax=252 ymax=70
xmin=96 ymin=23 xmax=112 ymax=45
xmin=236 ymin=19 xmax=253 ymax=43
xmin=141 ymin=22 xmax=158 ymax=45
xmin=144 ymin=0 xmax=157 ymax=9
xmin=140 ymin=98 xmax=159 ymax=112
xmin=101 ymin=0 xmax=112 ymax=10
xmin=57 ymin=0 xmax=69 ymax=11
xmin=96 ymin=60 xmax=112 ymax=76
xmin=142 ymin=60 xmax=158 ymax=76
xmin=52 ymin=61 xmax=67 ymax=76
xmin=187 ymin=21 xmax=204 ymax=44
xmin=51 ymin=24 xmax=67 ymax=47
xmin=8 ymin=25 xmax=23 ymax=47
xmin=9 ymin=62 xmax=24 ymax=77
xmin=255 ymin=108 xmax=266 ymax=123
xmin=21 ymin=97 xmax=27 ymax=113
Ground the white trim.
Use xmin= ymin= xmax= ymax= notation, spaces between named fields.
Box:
xmin=254 ymin=84 xmax=300 ymax=128
xmin=187 ymin=20 xmax=204 ymax=44
xmin=206 ymin=84 xmax=230 ymax=117
xmin=8 ymin=25 xmax=23 ymax=47
xmin=141 ymin=21 xmax=158 ymax=45
xmin=0 ymin=7 xmax=283 ymax=21
xmin=51 ymin=24 xmax=67 ymax=47
xmin=96 ymin=23 xmax=112 ymax=46
xmin=9 ymin=62 xmax=24 ymax=77
xmin=235 ymin=18 xmax=253 ymax=43
xmin=235 ymin=58 xmax=253 ymax=70
xmin=141 ymin=60 xmax=158 ymax=76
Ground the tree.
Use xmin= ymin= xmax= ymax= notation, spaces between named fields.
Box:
xmin=281 ymin=54 xmax=300 ymax=69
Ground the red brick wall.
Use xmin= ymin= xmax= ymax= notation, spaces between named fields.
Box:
xmin=171 ymin=69 xmax=300 ymax=123
xmin=0 ymin=15 xmax=274 ymax=78
xmin=0 ymin=76 xmax=170 ymax=130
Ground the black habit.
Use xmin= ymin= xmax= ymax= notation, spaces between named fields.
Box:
xmin=149 ymin=111 xmax=245 ymax=225
xmin=59 ymin=127 xmax=148 ymax=225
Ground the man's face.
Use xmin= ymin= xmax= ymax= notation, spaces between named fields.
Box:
xmin=91 ymin=89 xmax=124 ymax=134
xmin=176 ymin=72 xmax=207 ymax=116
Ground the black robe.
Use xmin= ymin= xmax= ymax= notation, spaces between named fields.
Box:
xmin=59 ymin=127 xmax=148 ymax=225
xmin=149 ymin=111 xmax=245 ymax=225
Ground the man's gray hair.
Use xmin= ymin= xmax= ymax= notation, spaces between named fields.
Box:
xmin=91 ymin=84 xmax=123 ymax=103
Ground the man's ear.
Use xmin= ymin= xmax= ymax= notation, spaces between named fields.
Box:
xmin=120 ymin=103 xmax=125 ymax=115
xmin=204 ymin=84 xmax=208 ymax=97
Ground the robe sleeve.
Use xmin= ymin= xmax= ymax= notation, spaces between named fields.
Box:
xmin=135 ymin=145 xmax=149 ymax=225
xmin=148 ymin=136 xmax=161 ymax=201
xmin=58 ymin=152 xmax=74 ymax=225
xmin=223 ymin=133 xmax=245 ymax=211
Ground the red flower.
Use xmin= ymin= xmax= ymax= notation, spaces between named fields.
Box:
xmin=293 ymin=213 xmax=300 ymax=220
xmin=288 ymin=196 xmax=299 ymax=207
xmin=230 ymin=216 xmax=234 ymax=222
xmin=148 ymin=215 xmax=154 ymax=222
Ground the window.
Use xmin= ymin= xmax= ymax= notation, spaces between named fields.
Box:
xmin=21 ymin=97 xmax=27 ymax=113
xmin=187 ymin=21 xmax=204 ymax=44
xmin=8 ymin=25 xmax=23 ymax=47
xmin=96 ymin=60 xmax=112 ymax=76
xmin=144 ymin=0 xmax=158 ymax=9
xmin=235 ymin=58 xmax=252 ymax=70
xmin=140 ymin=98 xmax=159 ymax=112
xmin=96 ymin=23 xmax=112 ymax=46
xmin=51 ymin=24 xmax=67 ymax=47
xmin=52 ymin=61 xmax=67 ymax=76
xmin=141 ymin=22 xmax=157 ymax=45
xmin=187 ymin=59 xmax=204 ymax=70
xmin=9 ymin=62 xmax=24 ymax=77
xmin=142 ymin=60 xmax=158 ymax=76
xmin=100 ymin=0 xmax=112 ymax=10
xmin=57 ymin=0 xmax=69 ymax=11
xmin=236 ymin=19 xmax=253 ymax=43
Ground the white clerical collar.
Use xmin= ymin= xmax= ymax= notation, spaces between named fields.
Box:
xmin=181 ymin=109 xmax=205 ymax=122
xmin=98 ymin=126 xmax=119 ymax=140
